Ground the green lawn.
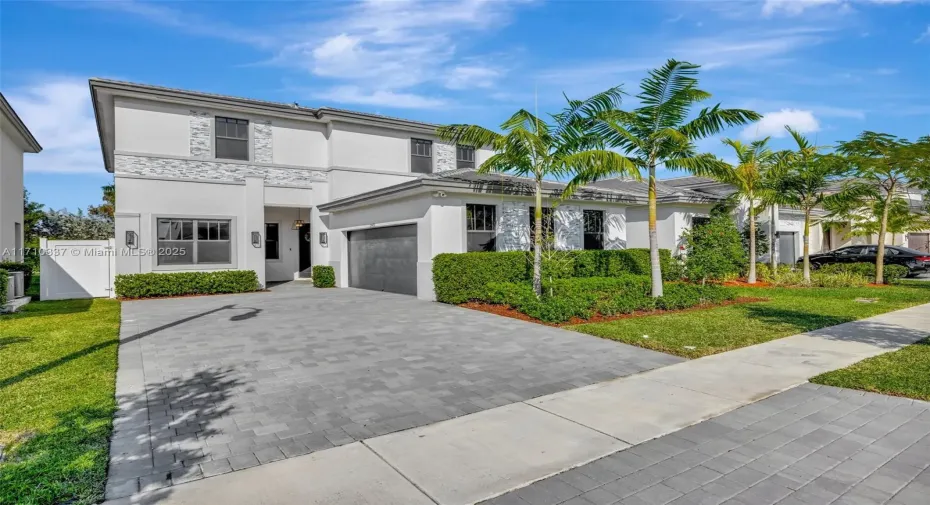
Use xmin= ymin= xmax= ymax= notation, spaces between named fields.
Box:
xmin=0 ymin=298 xmax=121 ymax=505
xmin=811 ymin=337 xmax=930 ymax=401
xmin=568 ymin=282 xmax=930 ymax=359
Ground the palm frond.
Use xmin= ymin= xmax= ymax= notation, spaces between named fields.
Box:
xmin=436 ymin=124 xmax=502 ymax=149
xmin=680 ymin=106 xmax=761 ymax=140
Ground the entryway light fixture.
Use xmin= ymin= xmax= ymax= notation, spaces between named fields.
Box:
xmin=292 ymin=208 xmax=304 ymax=230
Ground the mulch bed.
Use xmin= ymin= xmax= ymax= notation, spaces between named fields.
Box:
xmin=459 ymin=296 xmax=769 ymax=327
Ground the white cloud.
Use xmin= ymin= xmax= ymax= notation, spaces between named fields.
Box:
xmin=444 ymin=65 xmax=501 ymax=90
xmin=917 ymin=25 xmax=930 ymax=42
xmin=762 ymin=0 xmax=922 ymax=16
xmin=313 ymin=86 xmax=448 ymax=109
xmin=741 ymin=109 xmax=820 ymax=139
xmin=6 ymin=77 xmax=104 ymax=174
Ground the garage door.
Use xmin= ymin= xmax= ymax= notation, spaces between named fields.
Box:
xmin=348 ymin=225 xmax=418 ymax=296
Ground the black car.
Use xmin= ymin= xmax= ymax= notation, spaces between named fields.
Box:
xmin=803 ymin=245 xmax=930 ymax=276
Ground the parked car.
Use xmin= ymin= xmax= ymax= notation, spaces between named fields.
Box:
xmin=801 ymin=245 xmax=930 ymax=276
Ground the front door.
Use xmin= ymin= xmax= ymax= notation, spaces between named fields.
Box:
xmin=778 ymin=232 xmax=797 ymax=265
xmin=299 ymin=224 xmax=311 ymax=272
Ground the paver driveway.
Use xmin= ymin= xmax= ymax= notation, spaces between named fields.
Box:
xmin=107 ymin=282 xmax=682 ymax=498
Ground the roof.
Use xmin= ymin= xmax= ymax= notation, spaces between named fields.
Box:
xmin=89 ymin=78 xmax=443 ymax=172
xmin=318 ymin=169 xmax=725 ymax=212
xmin=0 ymin=92 xmax=42 ymax=153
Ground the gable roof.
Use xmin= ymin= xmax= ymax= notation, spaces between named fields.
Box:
xmin=318 ymin=169 xmax=724 ymax=213
xmin=0 ymin=92 xmax=42 ymax=153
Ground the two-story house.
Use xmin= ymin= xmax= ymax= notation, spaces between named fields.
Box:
xmin=1 ymin=92 xmax=42 ymax=262
xmin=90 ymin=79 xmax=731 ymax=300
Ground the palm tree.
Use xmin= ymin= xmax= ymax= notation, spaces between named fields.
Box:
xmin=565 ymin=60 xmax=760 ymax=296
xmin=709 ymin=138 xmax=778 ymax=283
xmin=437 ymin=88 xmax=640 ymax=296
xmin=775 ymin=128 xmax=858 ymax=282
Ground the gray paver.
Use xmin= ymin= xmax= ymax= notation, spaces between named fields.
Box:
xmin=480 ymin=384 xmax=930 ymax=505
xmin=106 ymin=283 xmax=680 ymax=499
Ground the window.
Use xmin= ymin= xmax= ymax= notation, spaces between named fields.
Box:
xmin=692 ymin=216 xmax=711 ymax=229
xmin=835 ymin=247 xmax=864 ymax=256
xmin=216 ymin=117 xmax=249 ymax=160
xmin=457 ymin=145 xmax=476 ymax=169
xmin=584 ymin=210 xmax=604 ymax=250
xmin=411 ymin=138 xmax=432 ymax=174
xmin=529 ymin=207 xmax=554 ymax=249
xmin=265 ymin=223 xmax=280 ymax=260
xmin=157 ymin=218 xmax=231 ymax=265
xmin=466 ymin=204 xmax=496 ymax=252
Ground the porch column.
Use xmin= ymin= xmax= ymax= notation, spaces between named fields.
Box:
xmin=244 ymin=176 xmax=266 ymax=287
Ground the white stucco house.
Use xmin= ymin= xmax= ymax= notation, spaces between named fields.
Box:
xmin=93 ymin=79 xmax=827 ymax=301
xmin=1 ymin=92 xmax=42 ymax=262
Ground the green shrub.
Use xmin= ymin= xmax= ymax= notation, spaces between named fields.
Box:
xmin=656 ymin=283 xmax=737 ymax=311
xmin=483 ymin=281 xmax=536 ymax=306
xmin=0 ymin=261 xmax=33 ymax=291
xmin=769 ymin=270 xmax=868 ymax=288
xmin=311 ymin=265 xmax=336 ymax=288
xmin=0 ymin=268 xmax=7 ymax=306
xmin=520 ymin=293 xmax=596 ymax=323
xmin=114 ymin=270 xmax=260 ymax=299
xmin=432 ymin=249 xmax=676 ymax=303
xmin=545 ymin=275 xmax=651 ymax=298
xmin=433 ymin=251 xmax=529 ymax=303
xmin=595 ymin=291 xmax=656 ymax=316
xmin=681 ymin=214 xmax=747 ymax=282
xmin=819 ymin=262 xmax=911 ymax=283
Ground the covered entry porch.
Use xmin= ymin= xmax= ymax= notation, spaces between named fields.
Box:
xmin=263 ymin=206 xmax=313 ymax=282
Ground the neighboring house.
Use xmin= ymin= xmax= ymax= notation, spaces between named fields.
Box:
xmin=0 ymin=92 xmax=42 ymax=262
xmin=90 ymin=80 xmax=725 ymax=300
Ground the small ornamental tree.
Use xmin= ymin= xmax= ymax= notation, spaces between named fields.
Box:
xmin=681 ymin=213 xmax=746 ymax=284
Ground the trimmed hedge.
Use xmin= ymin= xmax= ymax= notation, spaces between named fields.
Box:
xmin=480 ymin=276 xmax=735 ymax=323
xmin=0 ymin=268 xmax=7 ymax=306
xmin=114 ymin=270 xmax=260 ymax=299
xmin=0 ymin=261 xmax=33 ymax=292
xmin=312 ymin=265 xmax=336 ymax=288
xmin=433 ymin=249 xmax=678 ymax=304
xmin=819 ymin=262 xmax=911 ymax=283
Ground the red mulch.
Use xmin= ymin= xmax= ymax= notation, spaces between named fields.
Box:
xmin=721 ymin=280 xmax=773 ymax=288
xmin=460 ymin=296 xmax=769 ymax=327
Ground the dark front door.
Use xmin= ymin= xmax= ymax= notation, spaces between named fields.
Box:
xmin=778 ymin=232 xmax=797 ymax=264
xmin=299 ymin=224 xmax=312 ymax=272
xmin=348 ymin=225 xmax=417 ymax=296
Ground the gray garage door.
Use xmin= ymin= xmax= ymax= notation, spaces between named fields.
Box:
xmin=348 ymin=225 xmax=418 ymax=296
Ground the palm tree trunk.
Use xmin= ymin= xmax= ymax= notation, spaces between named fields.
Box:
xmin=648 ymin=163 xmax=663 ymax=297
xmin=875 ymin=191 xmax=893 ymax=284
xmin=803 ymin=208 xmax=811 ymax=283
xmin=532 ymin=176 xmax=543 ymax=297
xmin=770 ymin=205 xmax=777 ymax=274
xmin=748 ymin=203 xmax=757 ymax=284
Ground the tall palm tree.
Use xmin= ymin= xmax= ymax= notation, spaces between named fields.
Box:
xmin=709 ymin=138 xmax=778 ymax=283
xmin=565 ymin=60 xmax=760 ymax=296
xmin=776 ymin=128 xmax=858 ymax=282
xmin=437 ymin=88 xmax=640 ymax=297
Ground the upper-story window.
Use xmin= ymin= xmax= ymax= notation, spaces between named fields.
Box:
xmin=457 ymin=146 xmax=476 ymax=169
xmin=411 ymin=138 xmax=432 ymax=174
xmin=216 ymin=117 xmax=249 ymax=161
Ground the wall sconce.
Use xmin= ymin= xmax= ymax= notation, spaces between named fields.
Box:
xmin=125 ymin=230 xmax=138 ymax=249
xmin=251 ymin=231 xmax=262 ymax=248
xmin=319 ymin=232 xmax=328 ymax=247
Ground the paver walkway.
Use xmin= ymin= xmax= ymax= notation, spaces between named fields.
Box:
xmin=106 ymin=283 xmax=680 ymax=499
xmin=107 ymin=301 xmax=930 ymax=505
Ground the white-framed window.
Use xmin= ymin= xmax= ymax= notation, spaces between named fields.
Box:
xmin=156 ymin=218 xmax=231 ymax=265
xmin=411 ymin=138 xmax=432 ymax=174
xmin=583 ymin=210 xmax=604 ymax=250
xmin=466 ymin=204 xmax=496 ymax=252
xmin=265 ymin=223 xmax=280 ymax=260
xmin=216 ymin=116 xmax=249 ymax=161
xmin=457 ymin=145 xmax=476 ymax=169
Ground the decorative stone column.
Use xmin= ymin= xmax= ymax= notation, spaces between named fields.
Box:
xmin=189 ymin=110 xmax=211 ymax=157
xmin=435 ymin=141 xmax=456 ymax=172
xmin=253 ymin=120 xmax=273 ymax=163
xmin=554 ymin=205 xmax=583 ymax=250
xmin=498 ymin=201 xmax=530 ymax=251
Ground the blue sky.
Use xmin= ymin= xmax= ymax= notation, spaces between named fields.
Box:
xmin=2 ymin=0 xmax=928 ymax=212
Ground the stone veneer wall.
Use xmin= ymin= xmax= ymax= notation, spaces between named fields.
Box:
xmin=435 ymin=141 xmax=456 ymax=172
xmin=554 ymin=205 xmax=583 ymax=250
xmin=115 ymin=154 xmax=326 ymax=187
xmin=189 ymin=111 xmax=211 ymax=157
xmin=497 ymin=201 xmax=531 ymax=251
xmin=253 ymin=121 xmax=273 ymax=163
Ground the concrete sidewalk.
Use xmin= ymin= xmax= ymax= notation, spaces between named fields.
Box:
xmin=107 ymin=302 xmax=930 ymax=505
